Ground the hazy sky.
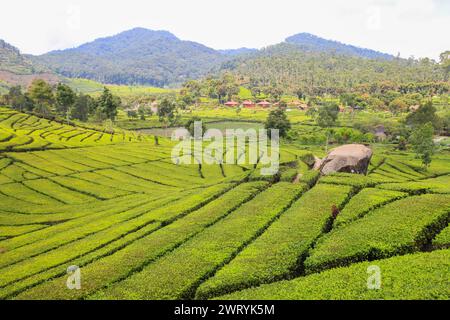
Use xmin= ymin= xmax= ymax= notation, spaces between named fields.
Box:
xmin=1 ymin=0 xmax=449 ymax=60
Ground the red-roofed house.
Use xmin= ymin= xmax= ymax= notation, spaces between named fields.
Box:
xmin=257 ymin=101 xmax=271 ymax=108
xmin=224 ymin=101 xmax=239 ymax=107
xmin=242 ymin=100 xmax=255 ymax=108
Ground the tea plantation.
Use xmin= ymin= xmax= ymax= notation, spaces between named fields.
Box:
xmin=0 ymin=108 xmax=449 ymax=300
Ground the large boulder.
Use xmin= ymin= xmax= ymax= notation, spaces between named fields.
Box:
xmin=319 ymin=144 xmax=373 ymax=175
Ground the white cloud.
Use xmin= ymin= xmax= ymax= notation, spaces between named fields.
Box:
xmin=0 ymin=0 xmax=448 ymax=60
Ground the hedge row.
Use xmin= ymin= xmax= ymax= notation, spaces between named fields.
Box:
xmin=1 ymin=221 xmax=167 ymax=299
xmin=334 ymin=188 xmax=407 ymax=227
xmin=195 ymin=184 xmax=352 ymax=299
xmin=433 ymin=225 xmax=450 ymax=249
xmin=377 ymin=175 xmax=450 ymax=194
xmin=217 ymin=249 xmax=450 ymax=300
xmin=319 ymin=172 xmax=377 ymax=188
xmin=304 ymin=194 xmax=450 ymax=273
xmin=13 ymin=182 xmax=268 ymax=300
xmin=89 ymin=182 xmax=304 ymax=300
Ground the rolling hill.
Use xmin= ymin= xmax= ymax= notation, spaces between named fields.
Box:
xmin=0 ymin=40 xmax=59 ymax=92
xmin=285 ymin=32 xmax=394 ymax=60
xmin=31 ymin=28 xmax=229 ymax=87
xmin=28 ymin=28 xmax=414 ymax=88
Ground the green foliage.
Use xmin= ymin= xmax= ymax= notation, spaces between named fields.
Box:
xmin=195 ymin=184 xmax=351 ymax=299
xmin=13 ymin=182 xmax=267 ymax=300
xmin=28 ymin=79 xmax=54 ymax=112
xmin=55 ymin=83 xmax=76 ymax=114
xmin=334 ymin=188 xmax=407 ymax=227
xmin=217 ymin=249 xmax=450 ymax=300
xmin=409 ymin=122 xmax=435 ymax=167
xmin=265 ymin=108 xmax=291 ymax=138
xmin=90 ymin=183 xmax=302 ymax=299
xmin=406 ymin=100 xmax=441 ymax=129
xmin=97 ymin=87 xmax=119 ymax=121
xmin=316 ymin=101 xmax=339 ymax=128
xmin=157 ymin=97 xmax=177 ymax=127
xmin=433 ymin=225 xmax=450 ymax=249
xmin=304 ymin=194 xmax=450 ymax=273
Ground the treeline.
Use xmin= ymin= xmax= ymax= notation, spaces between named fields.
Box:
xmin=219 ymin=44 xmax=450 ymax=96
xmin=0 ymin=79 xmax=121 ymax=122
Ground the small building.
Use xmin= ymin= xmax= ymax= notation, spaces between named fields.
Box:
xmin=224 ymin=101 xmax=239 ymax=107
xmin=242 ymin=100 xmax=255 ymax=108
xmin=257 ymin=101 xmax=271 ymax=108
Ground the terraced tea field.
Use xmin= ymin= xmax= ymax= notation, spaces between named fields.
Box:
xmin=0 ymin=108 xmax=449 ymax=300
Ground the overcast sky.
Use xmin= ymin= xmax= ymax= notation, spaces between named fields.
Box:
xmin=1 ymin=0 xmax=449 ymax=60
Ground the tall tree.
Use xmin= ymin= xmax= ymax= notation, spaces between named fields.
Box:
xmin=28 ymin=79 xmax=54 ymax=109
xmin=406 ymin=100 xmax=441 ymax=130
xmin=157 ymin=97 xmax=177 ymax=128
xmin=97 ymin=87 xmax=119 ymax=121
xmin=55 ymin=83 xmax=76 ymax=115
xmin=409 ymin=122 xmax=435 ymax=167
xmin=70 ymin=93 xmax=93 ymax=122
xmin=265 ymin=108 xmax=291 ymax=138
xmin=316 ymin=101 xmax=339 ymax=152
xmin=4 ymin=86 xmax=33 ymax=112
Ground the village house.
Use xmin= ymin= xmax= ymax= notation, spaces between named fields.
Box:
xmin=224 ymin=101 xmax=239 ymax=107
xmin=257 ymin=101 xmax=271 ymax=108
xmin=242 ymin=100 xmax=255 ymax=108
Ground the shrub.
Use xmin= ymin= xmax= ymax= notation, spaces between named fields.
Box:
xmin=195 ymin=184 xmax=352 ymax=299
xmin=304 ymin=194 xmax=450 ymax=273
xmin=89 ymin=182 xmax=304 ymax=300
xmin=217 ymin=249 xmax=450 ymax=300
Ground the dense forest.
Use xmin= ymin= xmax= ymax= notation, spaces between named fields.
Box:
xmin=220 ymin=43 xmax=449 ymax=96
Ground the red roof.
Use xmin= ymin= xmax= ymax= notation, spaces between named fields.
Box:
xmin=242 ymin=100 xmax=254 ymax=105
xmin=257 ymin=101 xmax=271 ymax=107
xmin=224 ymin=101 xmax=239 ymax=106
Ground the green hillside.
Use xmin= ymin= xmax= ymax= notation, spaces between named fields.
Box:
xmin=0 ymin=108 xmax=448 ymax=300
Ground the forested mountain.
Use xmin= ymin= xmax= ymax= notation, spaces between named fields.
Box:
xmin=4 ymin=28 xmax=445 ymax=91
xmin=285 ymin=33 xmax=394 ymax=60
xmin=219 ymin=42 xmax=447 ymax=95
xmin=32 ymin=28 xmax=229 ymax=87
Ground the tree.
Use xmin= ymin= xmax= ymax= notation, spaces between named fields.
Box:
xmin=157 ymin=97 xmax=177 ymax=128
xmin=97 ymin=87 xmax=119 ymax=121
xmin=316 ymin=101 xmax=339 ymax=152
xmin=70 ymin=93 xmax=92 ymax=122
xmin=127 ymin=110 xmax=138 ymax=119
xmin=28 ymin=79 xmax=54 ymax=110
xmin=406 ymin=100 xmax=441 ymax=130
xmin=265 ymin=108 xmax=291 ymax=138
xmin=439 ymin=51 xmax=450 ymax=81
xmin=409 ymin=122 xmax=435 ymax=167
xmin=137 ymin=106 xmax=146 ymax=120
xmin=316 ymin=101 xmax=339 ymax=128
xmin=184 ymin=116 xmax=206 ymax=138
xmin=4 ymin=86 xmax=33 ymax=111
xmin=55 ymin=83 xmax=76 ymax=115
xmin=388 ymin=98 xmax=408 ymax=114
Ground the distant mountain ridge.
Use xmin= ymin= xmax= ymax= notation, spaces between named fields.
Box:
xmin=1 ymin=28 xmax=406 ymax=87
xmin=285 ymin=33 xmax=394 ymax=60
xmin=31 ymin=28 xmax=228 ymax=87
